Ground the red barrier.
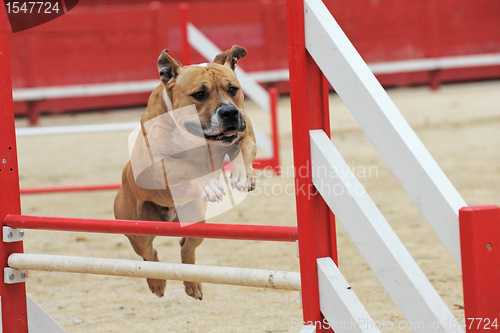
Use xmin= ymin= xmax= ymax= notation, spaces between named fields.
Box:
xmin=4 ymin=214 xmax=298 ymax=242
xmin=179 ymin=3 xmax=191 ymax=66
xmin=459 ymin=206 xmax=500 ymax=331
xmin=20 ymin=183 xmax=121 ymax=195
xmin=8 ymin=1 xmax=500 ymax=119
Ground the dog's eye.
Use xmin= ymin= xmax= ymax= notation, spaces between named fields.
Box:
xmin=191 ymin=91 xmax=206 ymax=101
xmin=228 ymin=87 xmax=239 ymax=97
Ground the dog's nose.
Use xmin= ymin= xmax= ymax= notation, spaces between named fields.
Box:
xmin=218 ymin=105 xmax=239 ymax=121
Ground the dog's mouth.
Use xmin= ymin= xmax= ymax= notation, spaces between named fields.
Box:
xmin=203 ymin=126 xmax=239 ymax=144
xmin=183 ymin=122 xmax=239 ymax=144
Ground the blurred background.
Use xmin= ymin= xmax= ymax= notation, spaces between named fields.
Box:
xmin=7 ymin=0 xmax=500 ymax=124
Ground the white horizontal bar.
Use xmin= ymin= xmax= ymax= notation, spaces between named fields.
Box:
xmin=12 ymin=71 xmax=286 ymax=102
xmin=369 ymin=53 xmax=500 ymax=74
xmin=188 ymin=23 xmax=271 ymax=113
xmin=8 ymin=253 xmax=301 ymax=291
xmin=15 ymin=120 xmax=273 ymax=158
xmin=13 ymin=80 xmax=160 ymax=102
xmin=16 ymin=120 xmax=274 ymax=159
xmin=247 ymin=69 xmax=289 ymax=82
xmin=317 ymin=258 xmax=379 ymax=333
xmin=304 ymin=0 xmax=466 ymax=266
xmin=15 ymin=122 xmax=140 ymax=137
xmin=12 ymin=70 xmax=280 ymax=105
xmin=250 ymin=53 xmax=500 ymax=81
xmin=11 ymin=55 xmax=500 ymax=103
xmin=310 ymin=130 xmax=463 ymax=333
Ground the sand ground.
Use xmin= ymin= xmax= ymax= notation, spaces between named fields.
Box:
xmin=14 ymin=80 xmax=500 ymax=332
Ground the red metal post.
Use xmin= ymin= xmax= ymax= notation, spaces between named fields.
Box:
xmin=179 ymin=3 xmax=191 ymax=66
xmin=286 ymin=0 xmax=336 ymax=331
xmin=0 ymin=7 xmax=29 ymax=332
xmin=4 ymin=215 xmax=298 ymax=242
xmin=459 ymin=206 xmax=500 ymax=331
xmin=269 ymin=88 xmax=281 ymax=175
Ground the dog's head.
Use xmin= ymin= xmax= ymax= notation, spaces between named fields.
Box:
xmin=157 ymin=45 xmax=248 ymax=145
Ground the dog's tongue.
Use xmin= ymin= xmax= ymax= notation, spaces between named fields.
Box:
xmin=223 ymin=129 xmax=237 ymax=135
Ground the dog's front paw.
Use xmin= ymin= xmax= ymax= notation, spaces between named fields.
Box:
xmin=231 ymin=167 xmax=256 ymax=192
xmin=147 ymin=278 xmax=166 ymax=298
xmin=184 ymin=281 xmax=203 ymax=300
xmin=200 ymin=178 xmax=225 ymax=202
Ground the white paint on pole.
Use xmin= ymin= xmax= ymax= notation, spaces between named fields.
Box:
xmin=304 ymin=0 xmax=466 ymax=266
xmin=187 ymin=23 xmax=271 ymax=113
xmin=310 ymin=130 xmax=463 ymax=333
xmin=317 ymin=258 xmax=379 ymax=333
xmin=8 ymin=254 xmax=301 ymax=291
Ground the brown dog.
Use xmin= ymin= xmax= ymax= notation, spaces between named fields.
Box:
xmin=114 ymin=46 xmax=256 ymax=300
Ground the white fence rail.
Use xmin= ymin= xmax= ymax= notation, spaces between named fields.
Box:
xmin=369 ymin=53 xmax=500 ymax=74
xmin=304 ymin=0 xmax=466 ymax=266
xmin=8 ymin=254 xmax=301 ymax=291
xmin=317 ymin=258 xmax=379 ymax=333
xmin=310 ymin=130 xmax=463 ymax=333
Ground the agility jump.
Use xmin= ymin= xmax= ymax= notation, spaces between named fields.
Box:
xmin=1 ymin=0 xmax=499 ymax=333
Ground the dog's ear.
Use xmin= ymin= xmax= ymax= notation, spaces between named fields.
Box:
xmin=213 ymin=45 xmax=247 ymax=71
xmin=158 ymin=49 xmax=183 ymax=82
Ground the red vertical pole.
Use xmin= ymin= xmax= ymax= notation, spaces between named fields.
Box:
xmin=286 ymin=0 xmax=336 ymax=331
xmin=460 ymin=206 xmax=500 ymax=331
xmin=0 ymin=7 xmax=28 ymax=333
xmin=269 ymin=88 xmax=281 ymax=175
xmin=179 ymin=3 xmax=191 ymax=66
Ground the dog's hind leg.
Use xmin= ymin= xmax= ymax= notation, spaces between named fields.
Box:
xmin=126 ymin=234 xmax=166 ymax=297
xmin=176 ymin=199 xmax=206 ymax=300
xmin=125 ymin=200 xmax=167 ymax=298
xmin=179 ymin=236 xmax=204 ymax=300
